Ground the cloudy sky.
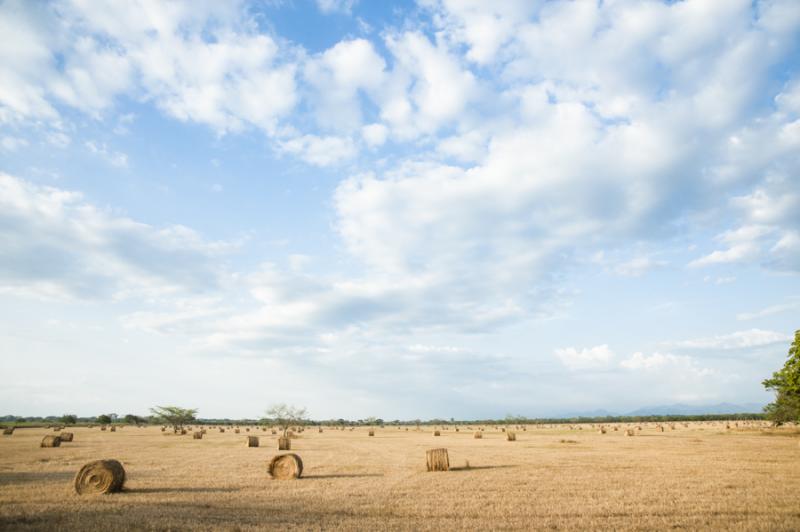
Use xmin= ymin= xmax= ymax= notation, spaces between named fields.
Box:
xmin=1 ymin=0 xmax=799 ymax=420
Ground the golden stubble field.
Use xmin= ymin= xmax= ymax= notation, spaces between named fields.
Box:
xmin=1 ymin=423 xmax=799 ymax=531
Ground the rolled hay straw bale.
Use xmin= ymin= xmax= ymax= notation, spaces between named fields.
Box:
xmin=110 ymin=426 xmax=116 ymax=432
xmin=262 ymin=427 xmax=267 ymax=432
xmin=234 ymin=428 xmax=240 ymax=434
xmin=3 ymin=427 xmax=14 ymax=435
xmin=271 ymin=430 xmax=277 ymax=435
xmin=54 ymin=427 xmax=62 ymax=432
xmin=455 ymin=427 xmax=459 ymax=432
xmin=60 ymin=432 xmax=74 ymax=442
xmin=426 ymin=448 xmax=449 ymax=472
xmin=506 ymin=432 xmax=517 ymax=441
xmin=268 ymin=453 xmax=303 ymax=480
xmin=101 ymin=426 xmax=107 ymax=431
xmin=219 ymin=428 xmax=225 ymax=433
xmin=598 ymin=427 xmax=607 ymax=434
xmin=319 ymin=427 xmax=323 ymax=433
xmin=246 ymin=428 xmax=250 ymax=432
xmin=161 ymin=427 xmax=166 ymax=432
xmin=625 ymin=429 xmax=635 ymax=437
xmin=658 ymin=425 xmax=664 ymax=432
xmin=473 ymin=431 xmax=482 ymax=439
xmin=74 ymin=459 xmax=125 ymax=495
xmin=193 ymin=432 xmax=203 ymax=440
xmin=613 ymin=426 xmax=619 ymax=431
xmin=247 ymin=436 xmax=259 ymax=447
xmin=41 ymin=435 xmax=61 ymax=447
xmin=278 ymin=436 xmax=291 ymax=450
xmin=368 ymin=430 xmax=375 ymax=437
xmin=433 ymin=430 xmax=441 ymax=436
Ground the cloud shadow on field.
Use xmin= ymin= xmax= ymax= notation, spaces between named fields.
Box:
xmin=0 ymin=471 xmax=74 ymax=485
xmin=302 ymin=473 xmax=384 ymax=479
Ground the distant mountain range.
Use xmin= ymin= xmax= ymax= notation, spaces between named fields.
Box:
xmin=560 ymin=402 xmax=765 ymax=418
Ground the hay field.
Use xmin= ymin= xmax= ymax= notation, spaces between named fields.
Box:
xmin=1 ymin=423 xmax=799 ymax=530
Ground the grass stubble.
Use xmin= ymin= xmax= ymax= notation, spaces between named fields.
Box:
xmin=0 ymin=422 xmax=798 ymax=530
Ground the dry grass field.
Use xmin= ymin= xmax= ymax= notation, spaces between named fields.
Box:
xmin=1 ymin=423 xmax=799 ymax=530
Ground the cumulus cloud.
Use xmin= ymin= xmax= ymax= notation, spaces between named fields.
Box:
xmin=0 ymin=173 xmax=230 ymax=300
xmin=555 ymin=345 xmax=614 ymax=370
xmin=620 ymin=352 xmax=713 ymax=377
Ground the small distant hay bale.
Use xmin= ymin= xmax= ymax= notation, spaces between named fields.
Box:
xmin=247 ymin=436 xmax=259 ymax=447
xmin=455 ymin=427 xmax=459 ymax=432
xmin=501 ymin=428 xmax=506 ymax=432
xmin=101 ymin=426 xmax=107 ymax=431
xmin=658 ymin=425 xmax=664 ymax=432
xmin=160 ymin=427 xmax=166 ymax=432
xmin=613 ymin=426 xmax=619 ymax=431
xmin=560 ymin=439 xmax=578 ymax=444
xmin=74 ymin=459 xmax=125 ymax=495
xmin=368 ymin=430 xmax=375 ymax=437
xmin=234 ymin=428 xmax=240 ymax=434
xmin=506 ymin=432 xmax=516 ymax=441
xmin=193 ymin=432 xmax=203 ymax=440
xmin=426 ymin=448 xmax=449 ymax=472
xmin=41 ymin=435 xmax=61 ymax=447
xmin=271 ymin=430 xmax=277 ymax=435
xmin=473 ymin=431 xmax=482 ymax=439
xmin=268 ymin=453 xmax=303 ymax=480
xmin=262 ymin=427 xmax=267 ymax=432
xmin=54 ymin=427 xmax=62 ymax=432
xmin=598 ymin=428 xmax=607 ymax=434
xmin=278 ymin=436 xmax=291 ymax=450
xmin=433 ymin=430 xmax=441 ymax=436
xmin=246 ymin=428 xmax=250 ymax=432
xmin=3 ymin=427 xmax=14 ymax=436
xmin=109 ymin=426 xmax=116 ymax=432
xmin=60 ymin=432 xmax=74 ymax=442
xmin=636 ymin=426 xmax=641 ymax=431
xmin=625 ymin=429 xmax=635 ymax=437
xmin=219 ymin=428 xmax=225 ymax=433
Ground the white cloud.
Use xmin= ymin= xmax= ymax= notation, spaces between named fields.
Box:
xmin=1 ymin=135 xmax=28 ymax=151
xmin=671 ymin=329 xmax=792 ymax=350
xmin=620 ymin=352 xmax=713 ymax=377
xmin=279 ymin=134 xmax=356 ymax=167
xmin=361 ymin=123 xmax=388 ymax=147
xmin=555 ymin=345 xmax=614 ymax=371
xmin=85 ymin=141 xmax=128 ymax=168
xmin=316 ymin=0 xmax=357 ymax=15
xmin=0 ymin=173 xmax=230 ymax=300
xmin=737 ymin=300 xmax=800 ymax=321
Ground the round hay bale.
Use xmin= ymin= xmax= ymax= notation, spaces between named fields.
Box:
xmin=433 ymin=430 xmax=441 ymax=436
xmin=278 ymin=436 xmax=291 ymax=450
xmin=234 ymin=428 xmax=240 ymax=434
xmin=219 ymin=428 xmax=225 ymax=433
xmin=426 ymin=448 xmax=449 ymax=472
xmin=247 ymin=436 xmax=259 ymax=447
xmin=368 ymin=430 xmax=375 ymax=437
xmin=506 ymin=431 xmax=516 ymax=441
xmin=268 ymin=453 xmax=303 ymax=480
xmin=74 ymin=459 xmax=125 ymax=495
xmin=3 ymin=427 xmax=14 ymax=436
xmin=193 ymin=432 xmax=203 ymax=440
xmin=109 ymin=426 xmax=116 ymax=432
xmin=625 ymin=429 xmax=635 ymax=437
xmin=100 ymin=426 xmax=107 ymax=431
xmin=271 ymin=430 xmax=277 ymax=435
xmin=473 ymin=431 xmax=482 ymax=439
xmin=246 ymin=428 xmax=250 ymax=432
xmin=160 ymin=427 xmax=166 ymax=432
xmin=598 ymin=428 xmax=607 ymax=434
xmin=41 ymin=435 xmax=61 ymax=447
xmin=60 ymin=432 xmax=74 ymax=442
xmin=54 ymin=427 xmax=62 ymax=432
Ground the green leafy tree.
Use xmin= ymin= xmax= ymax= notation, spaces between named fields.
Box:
xmin=265 ymin=404 xmax=306 ymax=437
xmin=149 ymin=406 xmax=197 ymax=433
xmin=96 ymin=414 xmax=112 ymax=424
xmin=60 ymin=414 xmax=77 ymax=425
xmin=763 ymin=330 xmax=800 ymax=425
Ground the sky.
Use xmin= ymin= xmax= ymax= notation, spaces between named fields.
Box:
xmin=0 ymin=0 xmax=799 ymax=420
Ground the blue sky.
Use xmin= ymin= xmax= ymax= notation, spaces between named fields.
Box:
xmin=1 ymin=0 xmax=799 ymax=419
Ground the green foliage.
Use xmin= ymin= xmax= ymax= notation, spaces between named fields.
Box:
xmin=763 ymin=330 xmax=800 ymax=425
xmin=265 ymin=404 xmax=307 ymax=437
xmin=149 ymin=406 xmax=197 ymax=432
xmin=60 ymin=414 xmax=77 ymax=425
xmin=96 ymin=414 xmax=112 ymax=424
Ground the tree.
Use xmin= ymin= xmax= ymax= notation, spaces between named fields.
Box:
xmin=124 ymin=414 xmax=143 ymax=425
xmin=763 ymin=330 xmax=800 ymax=425
xmin=149 ymin=406 xmax=197 ymax=433
xmin=96 ymin=414 xmax=112 ymax=424
xmin=60 ymin=414 xmax=77 ymax=425
xmin=265 ymin=404 xmax=307 ymax=437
